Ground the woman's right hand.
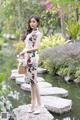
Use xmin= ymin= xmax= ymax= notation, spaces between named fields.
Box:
xmin=19 ymin=52 xmax=24 ymax=56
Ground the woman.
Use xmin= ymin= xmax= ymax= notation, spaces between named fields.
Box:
xmin=20 ymin=16 xmax=42 ymax=114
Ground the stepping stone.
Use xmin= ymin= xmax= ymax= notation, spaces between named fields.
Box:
xmin=41 ymin=96 xmax=72 ymax=114
xmin=40 ymin=87 xmax=68 ymax=97
xmin=38 ymin=77 xmax=45 ymax=82
xmin=11 ymin=67 xmax=47 ymax=74
xmin=38 ymin=67 xmax=47 ymax=74
xmin=16 ymin=77 xmax=25 ymax=84
xmin=16 ymin=77 xmax=45 ymax=85
xmin=21 ymin=84 xmax=68 ymax=98
xmin=21 ymin=84 xmax=30 ymax=91
xmin=13 ymin=104 xmax=54 ymax=120
xmin=10 ymin=73 xmax=25 ymax=80
xmin=21 ymin=82 xmax=52 ymax=91
xmin=11 ymin=69 xmax=18 ymax=74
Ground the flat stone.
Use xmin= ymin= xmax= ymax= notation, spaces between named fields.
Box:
xmin=74 ymin=79 xmax=80 ymax=83
xmin=40 ymin=87 xmax=68 ymax=97
xmin=38 ymin=67 xmax=47 ymax=74
xmin=10 ymin=73 xmax=25 ymax=80
xmin=16 ymin=77 xmax=45 ymax=85
xmin=11 ymin=69 xmax=18 ymax=74
xmin=11 ymin=67 xmax=48 ymax=75
xmin=13 ymin=104 xmax=54 ymax=120
xmin=21 ymin=84 xmax=30 ymax=91
xmin=38 ymin=77 xmax=45 ymax=82
xmin=21 ymin=84 xmax=68 ymax=97
xmin=16 ymin=77 xmax=26 ymax=84
xmin=41 ymin=96 xmax=72 ymax=114
xmin=21 ymin=82 xmax=52 ymax=91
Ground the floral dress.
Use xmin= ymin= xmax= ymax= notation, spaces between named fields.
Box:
xmin=24 ymin=29 xmax=42 ymax=84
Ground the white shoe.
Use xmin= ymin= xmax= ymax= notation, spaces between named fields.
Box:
xmin=27 ymin=107 xmax=34 ymax=113
xmin=33 ymin=107 xmax=41 ymax=115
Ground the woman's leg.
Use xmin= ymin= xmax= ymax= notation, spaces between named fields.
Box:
xmin=34 ymin=71 xmax=41 ymax=107
xmin=31 ymin=82 xmax=37 ymax=109
xmin=35 ymin=83 xmax=41 ymax=106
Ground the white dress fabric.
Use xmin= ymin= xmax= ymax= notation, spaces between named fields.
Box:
xmin=24 ymin=28 xmax=42 ymax=84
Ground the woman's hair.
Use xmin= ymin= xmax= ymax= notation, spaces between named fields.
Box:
xmin=21 ymin=15 xmax=40 ymax=41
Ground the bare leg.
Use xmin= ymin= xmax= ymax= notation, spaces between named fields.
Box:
xmin=35 ymin=83 xmax=41 ymax=106
xmin=30 ymin=83 xmax=36 ymax=110
xmin=34 ymin=71 xmax=41 ymax=107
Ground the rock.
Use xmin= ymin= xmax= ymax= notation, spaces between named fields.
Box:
xmin=21 ymin=84 xmax=68 ymax=97
xmin=11 ymin=69 xmax=18 ymax=74
xmin=11 ymin=68 xmax=48 ymax=75
xmin=16 ymin=77 xmax=45 ymax=85
xmin=40 ymin=87 xmax=68 ymax=97
xmin=64 ymin=76 xmax=71 ymax=82
xmin=74 ymin=79 xmax=80 ymax=84
xmin=38 ymin=82 xmax=52 ymax=87
xmin=13 ymin=104 xmax=54 ymax=120
xmin=38 ymin=77 xmax=45 ymax=82
xmin=21 ymin=84 xmax=30 ymax=91
xmin=41 ymin=96 xmax=72 ymax=114
xmin=38 ymin=67 xmax=48 ymax=74
xmin=21 ymin=82 xmax=52 ymax=91
xmin=10 ymin=73 xmax=25 ymax=80
xmin=16 ymin=77 xmax=25 ymax=84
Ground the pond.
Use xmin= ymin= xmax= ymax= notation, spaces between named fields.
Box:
xmin=1 ymin=73 xmax=80 ymax=120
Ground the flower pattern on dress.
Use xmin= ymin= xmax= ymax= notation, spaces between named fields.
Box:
xmin=26 ymin=30 xmax=39 ymax=84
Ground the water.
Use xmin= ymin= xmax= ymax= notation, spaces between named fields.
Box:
xmin=42 ymin=74 xmax=80 ymax=120
xmin=1 ymin=74 xmax=80 ymax=120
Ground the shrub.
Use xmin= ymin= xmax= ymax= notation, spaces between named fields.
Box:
xmin=0 ymin=37 xmax=4 ymax=50
xmin=40 ymin=41 xmax=80 ymax=81
xmin=65 ymin=20 xmax=80 ymax=40
xmin=40 ymin=33 xmax=66 ymax=50
xmin=14 ymin=41 xmax=25 ymax=53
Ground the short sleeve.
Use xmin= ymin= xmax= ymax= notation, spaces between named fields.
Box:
xmin=35 ymin=32 xmax=42 ymax=48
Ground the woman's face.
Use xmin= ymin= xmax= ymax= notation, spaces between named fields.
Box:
xmin=29 ymin=18 xmax=38 ymax=30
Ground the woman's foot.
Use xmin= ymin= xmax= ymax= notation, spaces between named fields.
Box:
xmin=33 ymin=106 xmax=41 ymax=115
xmin=27 ymin=105 xmax=35 ymax=113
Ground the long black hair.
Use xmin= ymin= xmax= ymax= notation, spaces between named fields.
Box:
xmin=21 ymin=15 xmax=40 ymax=41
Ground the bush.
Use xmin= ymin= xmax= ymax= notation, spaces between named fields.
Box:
xmin=65 ymin=20 xmax=80 ymax=40
xmin=0 ymin=46 xmax=17 ymax=83
xmin=14 ymin=40 xmax=25 ymax=53
xmin=0 ymin=73 xmax=6 ymax=83
xmin=40 ymin=41 xmax=80 ymax=81
xmin=40 ymin=33 xmax=66 ymax=50
xmin=0 ymin=37 xmax=4 ymax=50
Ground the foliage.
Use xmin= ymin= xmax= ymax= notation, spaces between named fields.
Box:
xmin=52 ymin=0 xmax=79 ymax=4
xmin=40 ymin=10 xmax=59 ymax=35
xmin=14 ymin=41 xmax=25 ymax=53
xmin=40 ymin=33 xmax=66 ymax=50
xmin=41 ymin=55 xmax=80 ymax=81
xmin=65 ymin=20 xmax=80 ymax=40
xmin=75 ymin=66 xmax=80 ymax=81
xmin=0 ymin=37 xmax=4 ymax=50
xmin=0 ymin=73 xmax=6 ymax=83
xmin=0 ymin=45 xmax=17 ymax=83
xmin=0 ymin=0 xmax=43 ymax=36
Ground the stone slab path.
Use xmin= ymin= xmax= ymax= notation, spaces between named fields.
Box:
xmin=21 ymin=84 xmax=68 ymax=97
xmin=13 ymin=104 xmax=54 ymax=120
xmin=16 ymin=77 xmax=45 ymax=84
xmin=10 ymin=68 xmax=72 ymax=115
xmin=41 ymin=96 xmax=72 ymax=114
